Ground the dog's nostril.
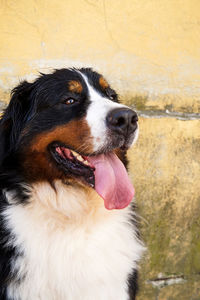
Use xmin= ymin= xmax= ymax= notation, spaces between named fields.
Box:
xmin=131 ymin=115 xmax=138 ymax=124
xmin=107 ymin=115 xmax=126 ymax=127
xmin=117 ymin=117 xmax=126 ymax=127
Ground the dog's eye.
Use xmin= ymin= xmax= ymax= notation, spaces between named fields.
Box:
xmin=65 ymin=98 xmax=75 ymax=105
xmin=106 ymin=88 xmax=117 ymax=101
xmin=109 ymin=94 xmax=117 ymax=101
xmin=110 ymin=95 xmax=116 ymax=100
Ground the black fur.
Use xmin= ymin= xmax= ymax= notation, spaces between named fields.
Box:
xmin=0 ymin=192 xmax=19 ymax=299
xmin=128 ymin=269 xmax=139 ymax=299
xmin=0 ymin=68 xmax=139 ymax=299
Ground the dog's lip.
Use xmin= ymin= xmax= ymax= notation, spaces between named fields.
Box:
xmin=49 ymin=142 xmax=134 ymax=210
xmin=55 ymin=146 xmax=95 ymax=169
xmin=49 ymin=143 xmax=95 ymax=188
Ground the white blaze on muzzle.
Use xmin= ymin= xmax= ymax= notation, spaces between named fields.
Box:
xmin=79 ymin=72 xmax=127 ymax=152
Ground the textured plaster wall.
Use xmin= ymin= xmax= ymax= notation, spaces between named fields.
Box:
xmin=0 ymin=0 xmax=200 ymax=112
xmin=0 ymin=0 xmax=200 ymax=299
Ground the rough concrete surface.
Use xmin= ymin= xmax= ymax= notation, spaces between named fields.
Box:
xmin=1 ymin=0 xmax=200 ymax=113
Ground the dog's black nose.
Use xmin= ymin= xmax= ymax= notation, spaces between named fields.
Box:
xmin=106 ymin=108 xmax=138 ymax=136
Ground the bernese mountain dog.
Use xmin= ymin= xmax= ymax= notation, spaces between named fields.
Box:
xmin=0 ymin=68 xmax=144 ymax=300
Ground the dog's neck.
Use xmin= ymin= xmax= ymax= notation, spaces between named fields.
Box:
xmin=23 ymin=180 xmax=126 ymax=227
xmin=4 ymin=179 xmax=142 ymax=300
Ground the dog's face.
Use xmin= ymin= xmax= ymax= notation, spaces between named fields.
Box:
xmin=0 ymin=68 xmax=138 ymax=209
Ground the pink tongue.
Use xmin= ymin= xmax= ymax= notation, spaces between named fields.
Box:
xmin=87 ymin=153 xmax=135 ymax=210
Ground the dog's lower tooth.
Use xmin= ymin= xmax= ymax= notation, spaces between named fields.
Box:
xmin=84 ymin=160 xmax=89 ymax=165
xmin=77 ymin=155 xmax=83 ymax=161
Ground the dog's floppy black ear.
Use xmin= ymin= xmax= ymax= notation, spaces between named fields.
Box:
xmin=0 ymin=81 xmax=34 ymax=164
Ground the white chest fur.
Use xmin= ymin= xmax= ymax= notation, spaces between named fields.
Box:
xmin=5 ymin=181 xmax=143 ymax=300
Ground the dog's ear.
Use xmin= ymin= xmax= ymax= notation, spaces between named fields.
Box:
xmin=0 ymin=81 xmax=34 ymax=164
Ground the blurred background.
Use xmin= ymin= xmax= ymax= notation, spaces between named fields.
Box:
xmin=0 ymin=0 xmax=200 ymax=299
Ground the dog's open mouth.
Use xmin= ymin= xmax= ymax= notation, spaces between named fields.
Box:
xmin=49 ymin=143 xmax=95 ymax=187
xmin=50 ymin=143 xmax=135 ymax=210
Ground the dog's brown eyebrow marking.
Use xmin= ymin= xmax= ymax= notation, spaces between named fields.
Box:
xmin=68 ymin=80 xmax=83 ymax=93
xmin=99 ymin=76 xmax=109 ymax=90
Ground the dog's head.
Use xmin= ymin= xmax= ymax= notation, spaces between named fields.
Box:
xmin=0 ymin=68 xmax=138 ymax=209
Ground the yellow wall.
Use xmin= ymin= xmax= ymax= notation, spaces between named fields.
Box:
xmin=0 ymin=0 xmax=200 ymax=112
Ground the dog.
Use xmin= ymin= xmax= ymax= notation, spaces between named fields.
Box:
xmin=0 ymin=68 xmax=143 ymax=300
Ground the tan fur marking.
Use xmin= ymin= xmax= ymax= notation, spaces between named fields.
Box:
xmin=99 ymin=76 xmax=109 ymax=90
xmin=22 ymin=118 xmax=93 ymax=181
xmin=30 ymin=119 xmax=93 ymax=154
xmin=68 ymin=80 xmax=83 ymax=93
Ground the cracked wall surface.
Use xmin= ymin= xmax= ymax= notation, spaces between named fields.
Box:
xmin=0 ymin=0 xmax=200 ymax=299
xmin=0 ymin=0 xmax=200 ymax=113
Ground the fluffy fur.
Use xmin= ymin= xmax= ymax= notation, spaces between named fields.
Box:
xmin=0 ymin=68 xmax=144 ymax=300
